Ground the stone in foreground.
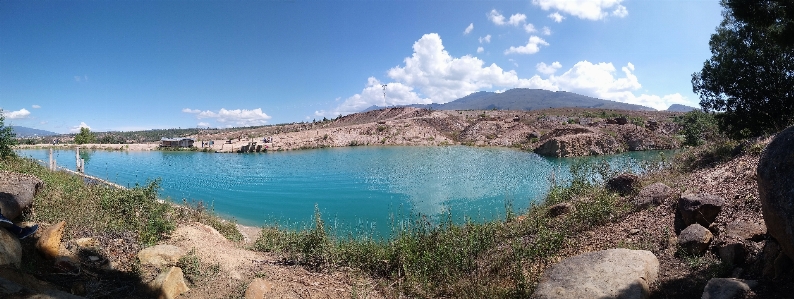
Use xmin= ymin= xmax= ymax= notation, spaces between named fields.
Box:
xmin=138 ymin=244 xmax=186 ymax=267
xmin=36 ymin=221 xmax=66 ymax=259
xmin=534 ymin=248 xmax=659 ymax=299
xmin=150 ymin=266 xmax=189 ymax=299
xmin=679 ymin=224 xmax=713 ymax=256
xmin=757 ymin=125 xmax=794 ymax=261
xmin=607 ymin=173 xmax=641 ymax=196
xmin=0 ymin=228 xmax=21 ymax=268
xmin=701 ymin=278 xmax=757 ymax=299
xmin=0 ymin=171 xmax=44 ymax=220
xmin=634 ymin=182 xmax=673 ymax=209
xmin=244 ymin=278 xmax=274 ymax=299
xmin=678 ymin=193 xmax=724 ymax=228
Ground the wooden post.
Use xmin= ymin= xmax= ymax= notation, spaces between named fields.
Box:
xmin=75 ymin=148 xmax=84 ymax=173
xmin=49 ymin=148 xmax=54 ymax=170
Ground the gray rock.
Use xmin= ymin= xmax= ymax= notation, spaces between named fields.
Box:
xmin=547 ymin=203 xmax=574 ymax=218
xmin=757 ymin=126 xmax=794 ymax=261
xmin=724 ymin=220 xmax=766 ymax=242
xmin=635 ymin=182 xmax=673 ymax=209
xmin=761 ymin=239 xmax=781 ymax=279
xmin=0 ymin=228 xmax=21 ymax=268
xmin=0 ymin=171 xmax=44 ymax=220
xmin=138 ymin=245 xmax=186 ymax=267
xmin=718 ymin=242 xmax=747 ymax=265
xmin=701 ymin=278 xmax=757 ymax=299
xmin=679 ymin=224 xmax=713 ymax=255
xmin=534 ymin=248 xmax=659 ymax=299
xmin=678 ymin=193 xmax=725 ymax=228
xmin=607 ymin=173 xmax=641 ymax=196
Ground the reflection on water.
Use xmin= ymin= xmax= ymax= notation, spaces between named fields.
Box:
xmin=17 ymin=147 xmax=671 ymax=236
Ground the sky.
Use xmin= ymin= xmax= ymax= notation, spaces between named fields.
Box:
xmin=1 ymin=0 xmax=724 ymax=134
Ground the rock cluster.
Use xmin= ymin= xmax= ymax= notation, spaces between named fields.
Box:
xmin=534 ymin=125 xmax=622 ymax=157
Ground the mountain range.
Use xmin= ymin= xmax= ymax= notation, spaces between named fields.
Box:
xmin=364 ymin=88 xmax=698 ymax=113
xmin=11 ymin=126 xmax=58 ymax=138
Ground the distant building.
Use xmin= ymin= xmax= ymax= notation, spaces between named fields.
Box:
xmin=160 ymin=137 xmax=195 ymax=148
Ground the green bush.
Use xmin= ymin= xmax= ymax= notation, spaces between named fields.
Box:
xmin=674 ymin=110 xmax=719 ymax=146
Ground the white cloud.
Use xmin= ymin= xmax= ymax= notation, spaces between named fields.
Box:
xmin=70 ymin=122 xmax=91 ymax=133
xmin=508 ymin=13 xmax=527 ymax=26
xmin=548 ymin=12 xmax=565 ymax=23
xmin=544 ymin=61 xmax=690 ymax=110
xmin=74 ymin=75 xmax=88 ymax=82
xmin=505 ymin=36 xmax=549 ymax=55
xmin=488 ymin=10 xmax=527 ymax=26
xmin=3 ymin=108 xmax=31 ymax=119
xmin=32 ymin=104 xmax=41 ymax=109
xmin=532 ymin=0 xmax=628 ymax=21
xmin=488 ymin=9 xmax=506 ymax=25
xmin=323 ymin=34 xmax=690 ymax=116
xmin=536 ymin=61 xmax=562 ymax=75
xmin=197 ymin=122 xmax=210 ymax=127
xmin=464 ymin=23 xmax=474 ymax=35
xmin=477 ymin=46 xmax=484 ymax=53
xmin=320 ymin=33 xmax=557 ymax=116
xmin=542 ymin=26 xmax=552 ymax=35
xmin=183 ymin=108 xmax=272 ymax=127
xmin=479 ymin=35 xmax=492 ymax=44
xmin=524 ymin=23 xmax=537 ymax=33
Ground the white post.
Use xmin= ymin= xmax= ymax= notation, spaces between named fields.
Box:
xmin=49 ymin=148 xmax=54 ymax=170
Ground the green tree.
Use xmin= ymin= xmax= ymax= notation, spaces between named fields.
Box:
xmin=692 ymin=0 xmax=794 ymax=139
xmin=0 ymin=109 xmax=18 ymax=158
xmin=674 ymin=110 xmax=720 ymax=146
xmin=74 ymin=127 xmax=96 ymax=144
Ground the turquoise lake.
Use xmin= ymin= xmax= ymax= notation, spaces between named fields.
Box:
xmin=17 ymin=146 xmax=669 ymax=236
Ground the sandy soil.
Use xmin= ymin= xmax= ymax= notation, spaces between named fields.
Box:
xmin=164 ymin=222 xmax=384 ymax=299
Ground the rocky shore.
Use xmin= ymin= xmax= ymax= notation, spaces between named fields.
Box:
xmin=19 ymin=107 xmax=685 ymax=158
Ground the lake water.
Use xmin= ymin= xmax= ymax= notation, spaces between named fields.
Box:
xmin=17 ymin=146 xmax=669 ymax=236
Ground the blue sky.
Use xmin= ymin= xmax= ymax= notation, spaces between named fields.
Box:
xmin=1 ymin=0 xmax=722 ymax=134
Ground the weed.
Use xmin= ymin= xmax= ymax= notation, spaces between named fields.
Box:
xmin=178 ymin=248 xmax=221 ymax=285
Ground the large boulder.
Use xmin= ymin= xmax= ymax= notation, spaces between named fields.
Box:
xmin=0 ymin=171 xmax=44 ymax=220
xmin=678 ymin=193 xmax=725 ymax=228
xmin=679 ymin=224 xmax=713 ymax=255
xmin=607 ymin=173 xmax=641 ymax=196
xmin=757 ymin=126 xmax=794 ymax=261
xmin=634 ymin=182 xmax=673 ymax=209
xmin=534 ymin=248 xmax=659 ymax=299
xmin=0 ymin=228 xmax=21 ymax=268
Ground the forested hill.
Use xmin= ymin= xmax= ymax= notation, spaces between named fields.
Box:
xmin=363 ymin=88 xmax=656 ymax=112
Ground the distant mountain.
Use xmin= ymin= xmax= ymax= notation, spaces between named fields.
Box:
xmin=666 ymin=104 xmax=699 ymax=112
xmin=363 ymin=88 xmax=656 ymax=112
xmin=11 ymin=126 xmax=58 ymax=138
